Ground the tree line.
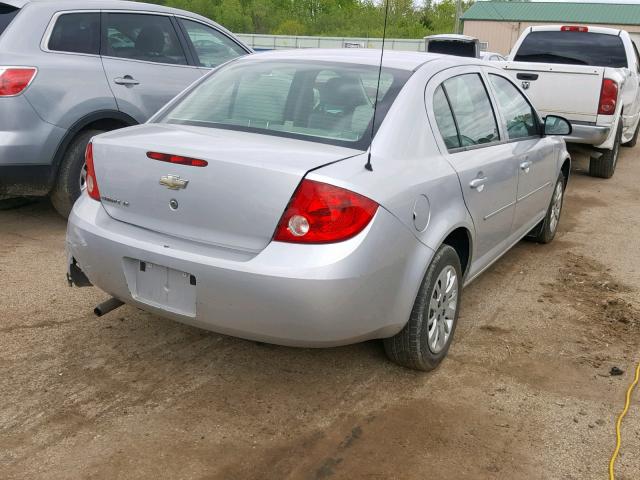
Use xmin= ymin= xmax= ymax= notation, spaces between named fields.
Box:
xmin=144 ymin=0 xmax=476 ymax=39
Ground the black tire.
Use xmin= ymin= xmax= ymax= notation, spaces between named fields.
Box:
xmin=622 ymin=119 xmax=640 ymax=148
xmin=50 ymin=129 xmax=104 ymax=218
xmin=384 ymin=245 xmax=462 ymax=371
xmin=589 ymin=123 xmax=621 ymax=179
xmin=530 ymin=174 xmax=565 ymax=244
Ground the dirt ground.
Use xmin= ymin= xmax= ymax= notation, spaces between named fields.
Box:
xmin=1 ymin=148 xmax=639 ymax=480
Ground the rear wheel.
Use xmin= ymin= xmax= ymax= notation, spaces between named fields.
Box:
xmin=589 ymin=123 xmax=621 ymax=179
xmin=384 ymin=245 xmax=462 ymax=371
xmin=50 ymin=129 xmax=103 ymax=218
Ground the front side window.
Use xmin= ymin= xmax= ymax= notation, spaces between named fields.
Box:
xmin=159 ymin=60 xmax=411 ymax=149
xmin=179 ymin=19 xmax=246 ymax=68
xmin=48 ymin=13 xmax=100 ymax=55
xmin=489 ymin=74 xmax=539 ymax=140
xmin=514 ymin=31 xmax=627 ymax=68
xmin=104 ymin=13 xmax=187 ymax=65
xmin=441 ymin=74 xmax=499 ymax=147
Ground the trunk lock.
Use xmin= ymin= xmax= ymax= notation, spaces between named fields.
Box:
xmin=169 ymin=199 xmax=179 ymax=210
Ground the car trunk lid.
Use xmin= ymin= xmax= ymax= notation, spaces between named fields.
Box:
xmin=91 ymin=124 xmax=361 ymax=252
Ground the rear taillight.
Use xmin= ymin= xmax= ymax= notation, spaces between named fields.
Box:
xmin=0 ymin=67 xmax=37 ymax=96
xmin=147 ymin=151 xmax=208 ymax=167
xmin=273 ymin=179 xmax=378 ymax=244
xmin=85 ymin=142 xmax=101 ymax=201
xmin=598 ymin=79 xmax=619 ymax=115
xmin=561 ymin=26 xmax=588 ymax=32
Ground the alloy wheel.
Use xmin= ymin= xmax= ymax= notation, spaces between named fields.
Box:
xmin=427 ymin=265 xmax=458 ymax=354
xmin=549 ymin=181 xmax=563 ymax=234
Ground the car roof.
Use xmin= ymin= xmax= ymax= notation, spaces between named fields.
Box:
xmin=237 ymin=48 xmax=484 ymax=71
xmin=7 ymin=0 xmax=197 ymax=16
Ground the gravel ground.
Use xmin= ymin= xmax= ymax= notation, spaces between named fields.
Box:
xmin=1 ymin=150 xmax=639 ymax=480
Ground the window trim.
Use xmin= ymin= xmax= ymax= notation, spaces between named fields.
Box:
xmin=436 ymin=72 xmax=503 ymax=154
xmin=486 ymin=72 xmax=543 ymax=143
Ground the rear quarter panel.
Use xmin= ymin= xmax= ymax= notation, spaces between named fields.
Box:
xmin=308 ymin=64 xmax=474 ymax=260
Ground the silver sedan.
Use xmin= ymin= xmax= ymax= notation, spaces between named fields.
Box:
xmin=66 ymin=49 xmax=572 ymax=370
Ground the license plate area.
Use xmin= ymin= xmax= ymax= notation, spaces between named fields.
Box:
xmin=124 ymin=259 xmax=196 ymax=317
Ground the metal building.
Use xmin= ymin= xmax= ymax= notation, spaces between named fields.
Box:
xmin=462 ymin=1 xmax=640 ymax=55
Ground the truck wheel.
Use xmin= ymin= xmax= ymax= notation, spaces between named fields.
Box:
xmin=589 ymin=123 xmax=621 ymax=179
xmin=622 ymin=118 xmax=640 ymax=148
xmin=50 ymin=129 xmax=103 ymax=218
xmin=384 ymin=245 xmax=462 ymax=371
xmin=530 ymin=174 xmax=564 ymax=244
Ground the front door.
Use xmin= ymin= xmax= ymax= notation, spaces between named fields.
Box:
xmin=101 ymin=12 xmax=203 ymax=123
xmin=431 ymin=73 xmax=519 ymax=275
xmin=487 ymin=74 xmax=557 ymax=234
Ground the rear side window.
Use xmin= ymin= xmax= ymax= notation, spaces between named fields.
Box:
xmin=104 ymin=13 xmax=187 ymax=65
xmin=440 ymin=74 xmax=500 ymax=148
xmin=514 ymin=31 xmax=627 ymax=68
xmin=48 ymin=13 xmax=100 ymax=55
xmin=0 ymin=4 xmax=19 ymax=37
xmin=433 ymin=86 xmax=460 ymax=150
xmin=179 ymin=19 xmax=246 ymax=68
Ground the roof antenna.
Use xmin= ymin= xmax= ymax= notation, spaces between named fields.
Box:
xmin=365 ymin=0 xmax=390 ymax=172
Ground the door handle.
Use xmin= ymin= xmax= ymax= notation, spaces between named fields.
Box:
xmin=516 ymin=73 xmax=539 ymax=81
xmin=114 ymin=75 xmax=140 ymax=86
xmin=520 ymin=160 xmax=533 ymax=173
xmin=469 ymin=176 xmax=488 ymax=192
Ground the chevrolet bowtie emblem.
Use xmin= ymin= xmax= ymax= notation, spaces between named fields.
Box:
xmin=160 ymin=175 xmax=189 ymax=190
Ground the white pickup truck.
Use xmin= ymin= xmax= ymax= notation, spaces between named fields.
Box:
xmin=503 ymin=25 xmax=640 ymax=178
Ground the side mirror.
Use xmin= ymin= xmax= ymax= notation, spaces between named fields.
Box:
xmin=544 ymin=115 xmax=572 ymax=136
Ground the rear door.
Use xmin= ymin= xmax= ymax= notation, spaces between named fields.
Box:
xmin=487 ymin=73 xmax=556 ymax=234
xmin=428 ymin=69 xmax=518 ymax=274
xmin=100 ymin=12 xmax=203 ymax=123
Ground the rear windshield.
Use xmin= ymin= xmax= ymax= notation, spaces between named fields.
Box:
xmin=158 ymin=59 xmax=411 ymax=150
xmin=428 ymin=40 xmax=477 ymax=58
xmin=0 ymin=4 xmax=19 ymax=37
xmin=514 ymin=31 xmax=628 ymax=68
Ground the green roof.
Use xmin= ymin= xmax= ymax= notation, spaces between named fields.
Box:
xmin=462 ymin=2 xmax=640 ymax=26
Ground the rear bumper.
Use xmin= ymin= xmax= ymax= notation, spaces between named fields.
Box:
xmin=0 ymin=96 xmax=65 ymax=196
xmin=66 ymin=196 xmax=433 ymax=347
xmin=565 ymin=122 xmax=611 ymax=146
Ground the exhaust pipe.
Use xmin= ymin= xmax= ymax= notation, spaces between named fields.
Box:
xmin=94 ymin=297 xmax=124 ymax=317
